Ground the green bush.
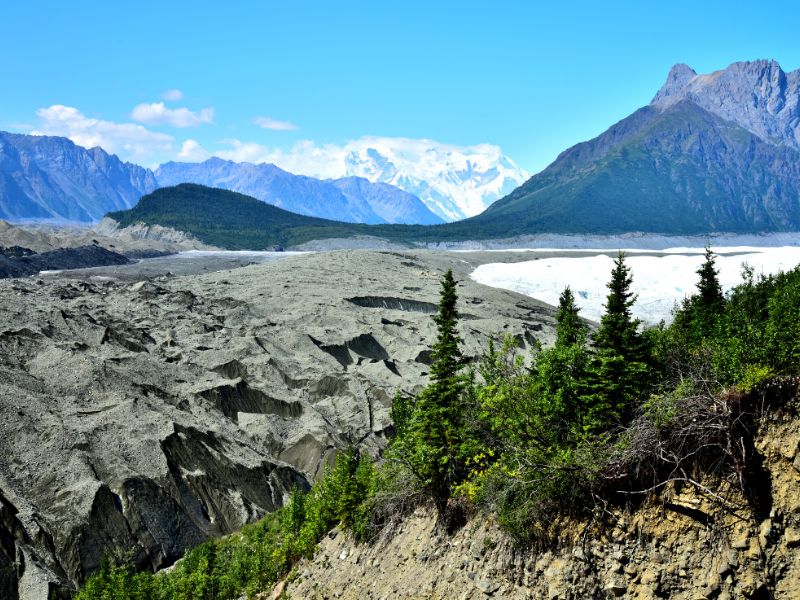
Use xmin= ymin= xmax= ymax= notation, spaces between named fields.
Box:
xmin=75 ymin=449 xmax=374 ymax=600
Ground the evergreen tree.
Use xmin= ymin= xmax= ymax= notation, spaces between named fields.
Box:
xmin=589 ymin=252 xmax=650 ymax=426
xmin=692 ymin=245 xmax=726 ymax=339
xmin=555 ymin=286 xmax=588 ymax=348
xmin=525 ymin=286 xmax=591 ymax=435
xmin=671 ymin=245 xmax=726 ymax=348
xmin=594 ymin=252 xmax=642 ymax=357
xmin=696 ymin=245 xmax=724 ymax=313
xmin=392 ymin=269 xmax=467 ymax=513
xmin=429 ymin=269 xmax=464 ymax=388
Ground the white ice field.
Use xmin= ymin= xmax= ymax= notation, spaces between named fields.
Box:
xmin=470 ymin=247 xmax=800 ymax=326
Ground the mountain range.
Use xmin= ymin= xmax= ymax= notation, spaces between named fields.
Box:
xmin=0 ymin=133 xmax=523 ymax=225
xmin=5 ymin=59 xmax=800 ymax=238
xmin=155 ymin=159 xmax=443 ymax=225
xmin=0 ymin=132 xmax=157 ymax=222
xmin=107 ymin=60 xmax=800 ymax=248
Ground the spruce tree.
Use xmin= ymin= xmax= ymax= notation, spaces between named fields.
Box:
xmin=594 ymin=252 xmax=642 ymax=357
xmin=537 ymin=286 xmax=591 ymax=436
xmin=672 ymin=245 xmax=726 ymax=346
xmin=697 ymin=245 xmax=724 ymax=311
xmin=694 ymin=245 xmax=725 ymax=337
xmin=393 ymin=269 xmax=467 ymax=513
xmin=555 ymin=286 xmax=588 ymax=347
xmin=429 ymin=269 xmax=464 ymax=388
xmin=589 ymin=252 xmax=649 ymax=426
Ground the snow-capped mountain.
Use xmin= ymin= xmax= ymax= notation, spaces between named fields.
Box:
xmin=336 ymin=137 xmax=529 ymax=221
xmin=167 ymin=137 xmax=529 ymax=222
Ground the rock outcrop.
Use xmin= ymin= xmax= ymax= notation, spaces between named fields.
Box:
xmin=0 ymin=219 xmax=215 ymax=258
xmin=0 ymin=245 xmax=131 ymax=279
xmin=0 ymin=250 xmax=556 ymax=596
xmin=651 ymin=60 xmax=800 ymax=150
xmin=287 ymin=397 xmax=800 ymax=599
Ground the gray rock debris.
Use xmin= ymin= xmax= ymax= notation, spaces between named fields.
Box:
xmin=0 ymin=249 xmax=557 ymax=596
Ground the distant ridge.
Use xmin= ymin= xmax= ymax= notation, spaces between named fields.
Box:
xmin=0 ymin=132 xmax=157 ymax=222
xmin=155 ymin=158 xmax=443 ymax=225
xmin=0 ymin=133 xmax=445 ymax=225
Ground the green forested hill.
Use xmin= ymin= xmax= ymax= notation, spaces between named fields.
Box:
xmin=108 ymin=184 xmax=391 ymax=249
xmin=108 ymin=184 xmax=486 ymax=248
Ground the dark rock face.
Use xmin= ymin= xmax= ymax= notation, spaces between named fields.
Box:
xmin=0 ymin=245 xmax=130 ymax=279
xmin=0 ymin=132 xmax=157 ymax=222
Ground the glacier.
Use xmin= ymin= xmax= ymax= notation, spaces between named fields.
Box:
xmin=471 ymin=246 xmax=800 ymax=326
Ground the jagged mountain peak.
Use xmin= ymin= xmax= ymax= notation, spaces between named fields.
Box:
xmin=651 ymin=59 xmax=800 ymax=149
xmin=0 ymin=131 xmax=157 ymax=222
xmin=651 ymin=63 xmax=698 ymax=103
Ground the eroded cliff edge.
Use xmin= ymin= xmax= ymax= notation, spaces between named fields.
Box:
xmin=287 ymin=391 xmax=800 ymax=600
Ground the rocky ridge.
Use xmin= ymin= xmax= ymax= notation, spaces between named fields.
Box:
xmin=0 ymin=219 xmax=214 ymax=257
xmin=0 ymin=245 xmax=131 ymax=279
xmin=0 ymin=132 xmax=157 ymax=222
xmin=651 ymin=60 xmax=800 ymax=150
xmin=0 ymin=250 xmax=556 ymax=597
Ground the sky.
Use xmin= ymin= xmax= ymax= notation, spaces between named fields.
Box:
xmin=2 ymin=1 xmax=799 ymax=174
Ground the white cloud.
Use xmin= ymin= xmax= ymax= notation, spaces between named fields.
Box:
xmin=162 ymin=89 xmax=184 ymax=102
xmin=31 ymin=105 xmax=174 ymax=162
xmin=177 ymin=139 xmax=211 ymax=162
xmin=253 ymin=116 xmax=298 ymax=131
xmin=130 ymin=102 xmax=214 ymax=128
xmin=211 ymin=138 xmax=342 ymax=176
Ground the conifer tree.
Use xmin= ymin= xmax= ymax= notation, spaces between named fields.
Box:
xmin=594 ymin=252 xmax=642 ymax=357
xmin=537 ymin=286 xmax=591 ymax=435
xmin=696 ymin=245 xmax=724 ymax=313
xmin=672 ymin=245 xmax=726 ymax=346
xmin=392 ymin=269 xmax=467 ymax=513
xmin=589 ymin=252 xmax=649 ymax=426
xmin=555 ymin=286 xmax=588 ymax=348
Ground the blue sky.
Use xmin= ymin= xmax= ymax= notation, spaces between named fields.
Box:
xmin=2 ymin=1 xmax=799 ymax=173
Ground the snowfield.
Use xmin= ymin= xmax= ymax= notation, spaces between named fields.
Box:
xmin=471 ymin=247 xmax=800 ymax=325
